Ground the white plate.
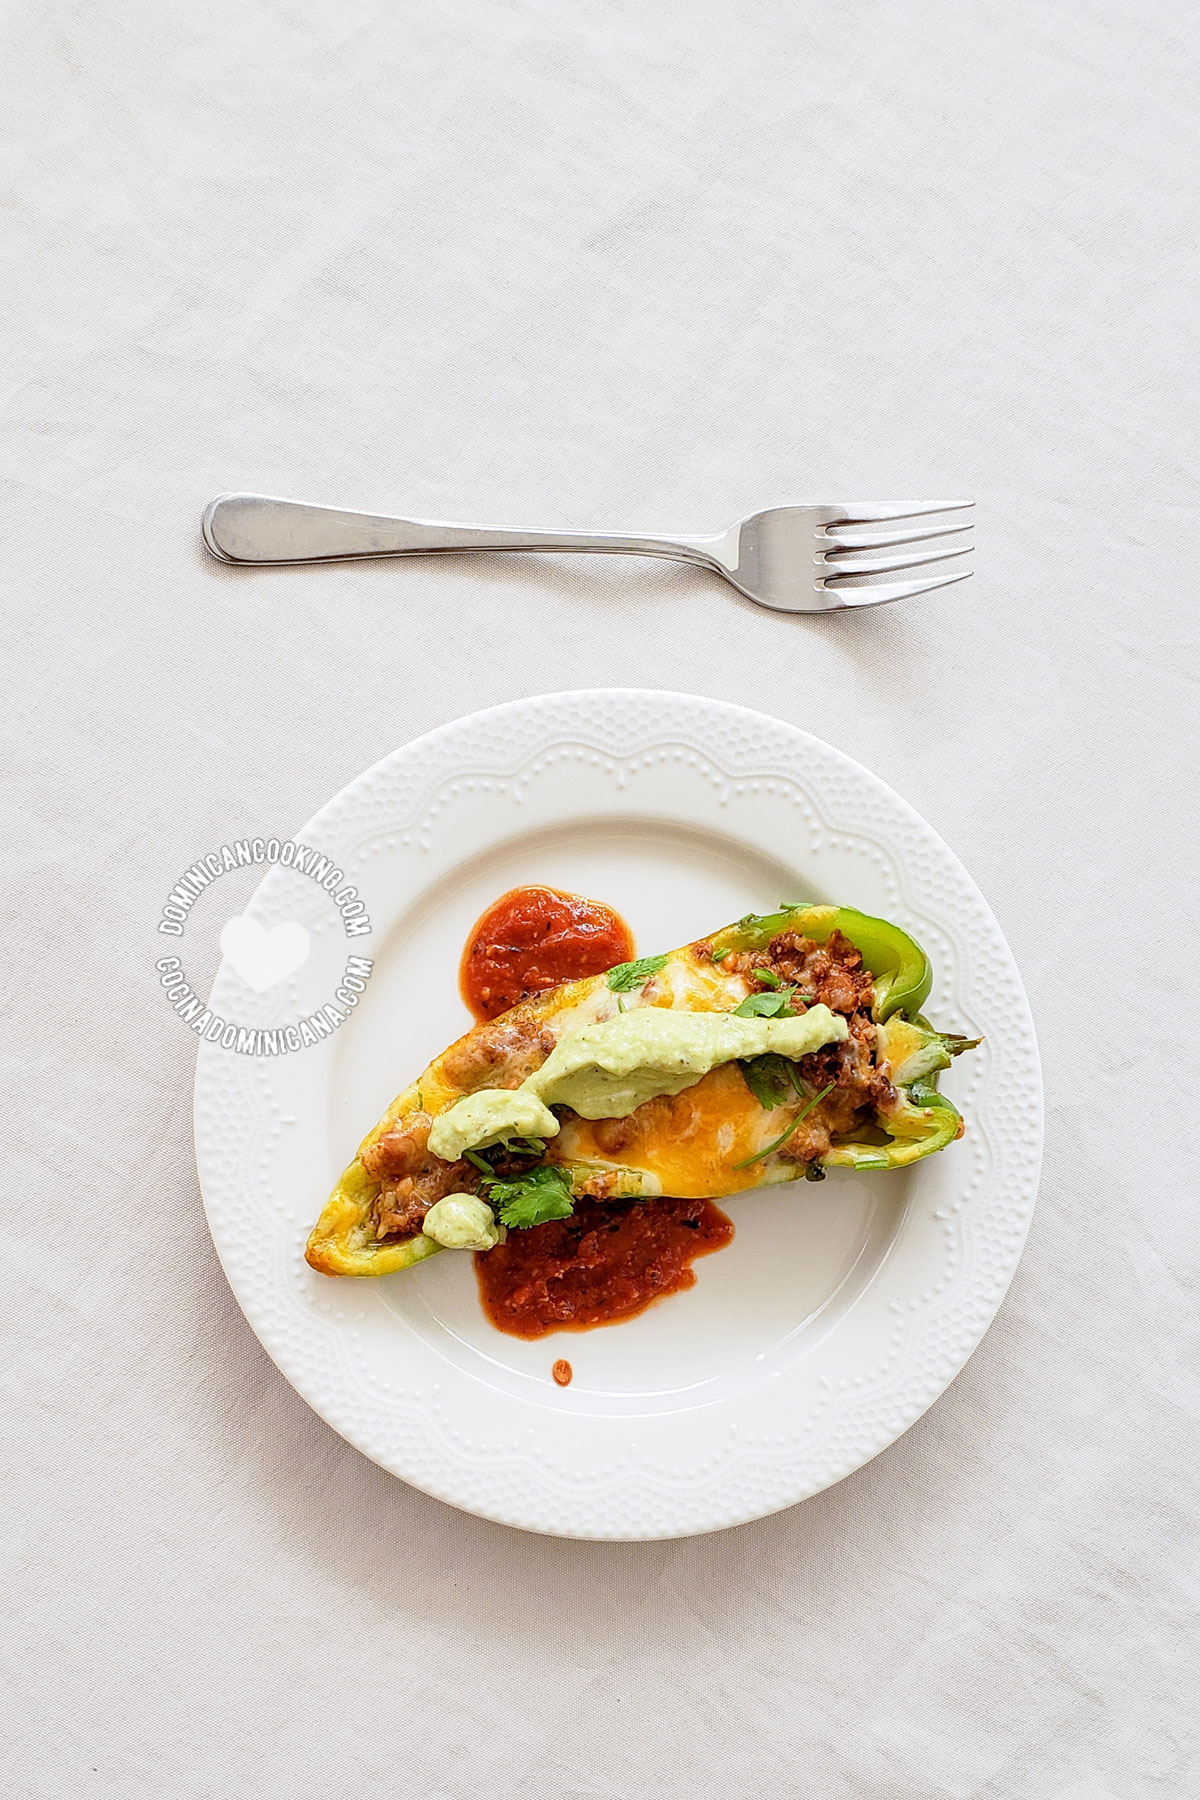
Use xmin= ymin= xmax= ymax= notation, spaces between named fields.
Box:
xmin=194 ymin=690 xmax=1041 ymax=1539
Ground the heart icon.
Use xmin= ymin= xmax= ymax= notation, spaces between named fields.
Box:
xmin=219 ymin=917 xmax=311 ymax=993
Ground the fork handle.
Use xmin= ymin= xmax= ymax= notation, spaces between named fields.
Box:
xmin=202 ymin=493 xmax=721 ymax=569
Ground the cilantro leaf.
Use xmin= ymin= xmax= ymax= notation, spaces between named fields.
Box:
xmin=732 ymin=1081 xmax=837 ymax=1169
xmin=485 ymin=1163 xmax=575 ymax=1230
xmin=738 ymin=1053 xmax=799 ymax=1110
xmin=607 ymin=954 xmax=668 ymax=993
xmin=733 ymin=988 xmax=795 ymax=1017
xmin=751 ymin=966 xmax=784 ymax=989
xmin=466 ymin=1137 xmax=544 ymax=1175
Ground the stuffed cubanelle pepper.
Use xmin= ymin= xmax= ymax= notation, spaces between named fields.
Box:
xmin=305 ymin=903 xmax=978 ymax=1277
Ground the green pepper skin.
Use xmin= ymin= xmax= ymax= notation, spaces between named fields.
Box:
xmin=875 ymin=1015 xmax=980 ymax=1086
xmin=822 ymin=1083 xmax=963 ymax=1171
xmin=712 ymin=903 xmax=932 ymax=1022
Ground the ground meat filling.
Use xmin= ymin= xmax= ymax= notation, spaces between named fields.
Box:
xmin=364 ymin=1017 xmax=557 ymax=1240
xmin=717 ymin=928 xmax=896 ymax=1164
xmin=438 ymin=1015 xmax=557 ymax=1093
xmin=720 ymin=928 xmax=877 ymax=1015
xmin=362 ymin=1111 xmax=476 ymax=1239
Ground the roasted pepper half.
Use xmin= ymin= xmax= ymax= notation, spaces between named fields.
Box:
xmin=306 ymin=901 xmax=978 ymax=1276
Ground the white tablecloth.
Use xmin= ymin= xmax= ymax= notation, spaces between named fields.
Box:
xmin=4 ymin=2 xmax=1197 ymax=1794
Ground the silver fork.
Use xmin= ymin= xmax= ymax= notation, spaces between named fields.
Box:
xmin=201 ymin=494 xmax=973 ymax=613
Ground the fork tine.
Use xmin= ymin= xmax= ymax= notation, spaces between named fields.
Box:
xmin=821 ymin=521 xmax=974 ymax=551
xmin=827 ymin=501 xmax=974 ymax=524
xmin=820 ymin=568 xmax=973 ymax=609
xmin=821 ymin=542 xmax=973 ymax=580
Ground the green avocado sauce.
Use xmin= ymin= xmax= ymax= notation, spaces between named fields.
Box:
xmin=427 ymin=1005 xmax=848 ymax=1162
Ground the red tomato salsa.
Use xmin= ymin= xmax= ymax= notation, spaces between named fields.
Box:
xmin=475 ymin=1195 xmax=734 ymax=1339
xmin=460 ymin=885 xmax=634 ymax=1021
